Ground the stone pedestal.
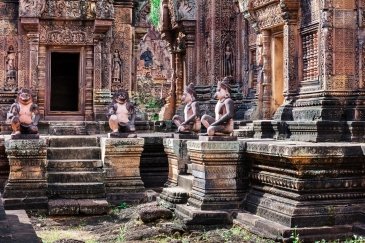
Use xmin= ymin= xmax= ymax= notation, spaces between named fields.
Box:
xmin=3 ymin=138 xmax=48 ymax=210
xmin=175 ymin=140 xmax=247 ymax=225
xmin=163 ymin=138 xmax=191 ymax=187
xmin=101 ymin=137 xmax=145 ymax=205
xmin=234 ymin=140 xmax=365 ymax=241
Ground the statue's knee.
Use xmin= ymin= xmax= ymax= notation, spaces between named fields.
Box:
xmin=207 ymin=126 xmax=215 ymax=136
xmin=172 ymin=115 xmax=179 ymax=121
xmin=201 ymin=114 xmax=208 ymax=121
xmin=109 ymin=115 xmax=118 ymax=123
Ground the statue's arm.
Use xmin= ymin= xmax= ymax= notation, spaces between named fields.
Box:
xmin=31 ymin=104 xmax=40 ymax=125
xmin=182 ymin=102 xmax=200 ymax=125
xmin=7 ymin=103 xmax=19 ymax=120
xmin=211 ymin=99 xmax=234 ymax=126
xmin=128 ymin=103 xmax=136 ymax=125
xmin=106 ymin=103 xmax=116 ymax=118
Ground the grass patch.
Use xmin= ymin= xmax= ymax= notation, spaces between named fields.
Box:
xmin=37 ymin=229 xmax=98 ymax=243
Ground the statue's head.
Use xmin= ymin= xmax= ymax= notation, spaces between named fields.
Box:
xmin=182 ymin=83 xmax=196 ymax=104
xmin=17 ymin=88 xmax=33 ymax=105
xmin=215 ymin=77 xmax=232 ymax=100
xmin=113 ymin=89 xmax=129 ymax=104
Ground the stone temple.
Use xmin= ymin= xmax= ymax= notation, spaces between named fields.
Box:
xmin=0 ymin=0 xmax=365 ymax=241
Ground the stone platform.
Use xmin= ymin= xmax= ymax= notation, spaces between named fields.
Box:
xmin=235 ymin=139 xmax=365 ymax=241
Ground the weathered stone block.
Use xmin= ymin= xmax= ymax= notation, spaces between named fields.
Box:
xmin=3 ymin=138 xmax=48 ymax=210
xmin=101 ymin=137 xmax=145 ymax=205
xmin=163 ymin=138 xmax=191 ymax=187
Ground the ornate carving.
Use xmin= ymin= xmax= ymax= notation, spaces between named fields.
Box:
xmin=302 ymin=30 xmax=319 ymax=82
xmin=96 ymin=0 xmax=114 ymax=19
xmin=255 ymin=3 xmax=283 ymax=30
xmin=42 ymin=0 xmax=96 ymax=19
xmin=175 ymin=0 xmax=196 ymax=21
xmin=112 ymin=50 xmax=122 ymax=83
xmin=39 ymin=21 xmax=94 ymax=45
xmin=19 ymin=0 xmax=46 ymax=17
xmin=5 ymin=46 xmax=17 ymax=91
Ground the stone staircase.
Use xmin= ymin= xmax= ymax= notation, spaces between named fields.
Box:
xmin=46 ymin=136 xmax=109 ymax=215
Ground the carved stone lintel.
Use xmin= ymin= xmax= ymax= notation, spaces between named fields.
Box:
xmin=94 ymin=20 xmax=113 ymax=34
xmin=20 ymin=18 xmax=40 ymax=32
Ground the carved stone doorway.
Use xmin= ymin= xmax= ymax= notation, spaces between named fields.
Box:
xmin=46 ymin=50 xmax=84 ymax=120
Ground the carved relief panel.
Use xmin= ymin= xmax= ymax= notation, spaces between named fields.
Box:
xmin=19 ymin=0 xmax=46 ymax=17
xmin=39 ymin=21 xmax=94 ymax=45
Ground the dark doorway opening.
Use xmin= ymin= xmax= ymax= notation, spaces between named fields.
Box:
xmin=50 ymin=52 xmax=79 ymax=111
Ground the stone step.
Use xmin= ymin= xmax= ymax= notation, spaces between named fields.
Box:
xmin=48 ymin=199 xmax=109 ymax=215
xmin=177 ymin=175 xmax=193 ymax=193
xmin=48 ymin=136 xmax=99 ymax=147
xmin=47 ymin=147 xmax=101 ymax=160
xmin=48 ymin=182 xmax=105 ymax=199
xmin=47 ymin=159 xmax=103 ymax=171
xmin=47 ymin=171 xmax=104 ymax=183
xmin=175 ymin=204 xmax=232 ymax=226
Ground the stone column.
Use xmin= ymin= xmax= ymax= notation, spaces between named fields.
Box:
xmin=0 ymin=138 xmax=9 ymax=190
xmin=183 ymin=24 xmax=196 ymax=85
xmin=3 ymin=138 xmax=47 ymax=210
xmin=101 ymin=137 xmax=145 ymax=204
xmin=261 ymin=30 xmax=272 ymax=119
xmin=175 ymin=52 xmax=184 ymax=106
xmin=163 ymin=138 xmax=190 ymax=187
xmin=28 ymin=33 xmax=39 ymax=89
xmin=37 ymin=45 xmax=46 ymax=118
xmin=283 ymin=21 xmax=298 ymax=97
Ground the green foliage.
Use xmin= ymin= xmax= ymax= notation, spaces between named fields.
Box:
xmin=116 ymin=225 xmax=127 ymax=242
xmin=290 ymin=227 xmax=301 ymax=243
xmin=150 ymin=0 xmax=161 ymax=27
xmin=315 ymin=235 xmax=365 ymax=243
xmin=117 ymin=202 xmax=129 ymax=209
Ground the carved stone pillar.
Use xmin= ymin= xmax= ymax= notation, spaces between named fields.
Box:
xmin=283 ymin=21 xmax=299 ymax=97
xmin=37 ymin=45 xmax=46 ymax=118
xmin=28 ymin=33 xmax=39 ymax=89
xmin=182 ymin=23 xmax=196 ymax=85
xmin=93 ymin=36 xmax=111 ymax=121
xmin=261 ymin=30 xmax=272 ymax=119
xmin=175 ymin=52 xmax=184 ymax=106
xmin=85 ymin=46 xmax=94 ymax=121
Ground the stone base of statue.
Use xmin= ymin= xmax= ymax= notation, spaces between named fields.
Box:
xmin=3 ymin=138 xmax=48 ymax=210
xmin=198 ymin=135 xmax=237 ymax=141
xmin=101 ymin=137 xmax=145 ymax=205
xmin=108 ymin=132 xmax=137 ymax=138
xmin=175 ymin=140 xmax=247 ymax=226
xmin=173 ymin=133 xmax=199 ymax=140
xmin=234 ymin=140 xmax=365 ymax=241
xmin=11 ymin=133 xmax=40 ymax=140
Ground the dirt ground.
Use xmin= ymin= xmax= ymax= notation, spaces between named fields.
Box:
xmin=30 ymin=202 xmax=275 ymax=243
